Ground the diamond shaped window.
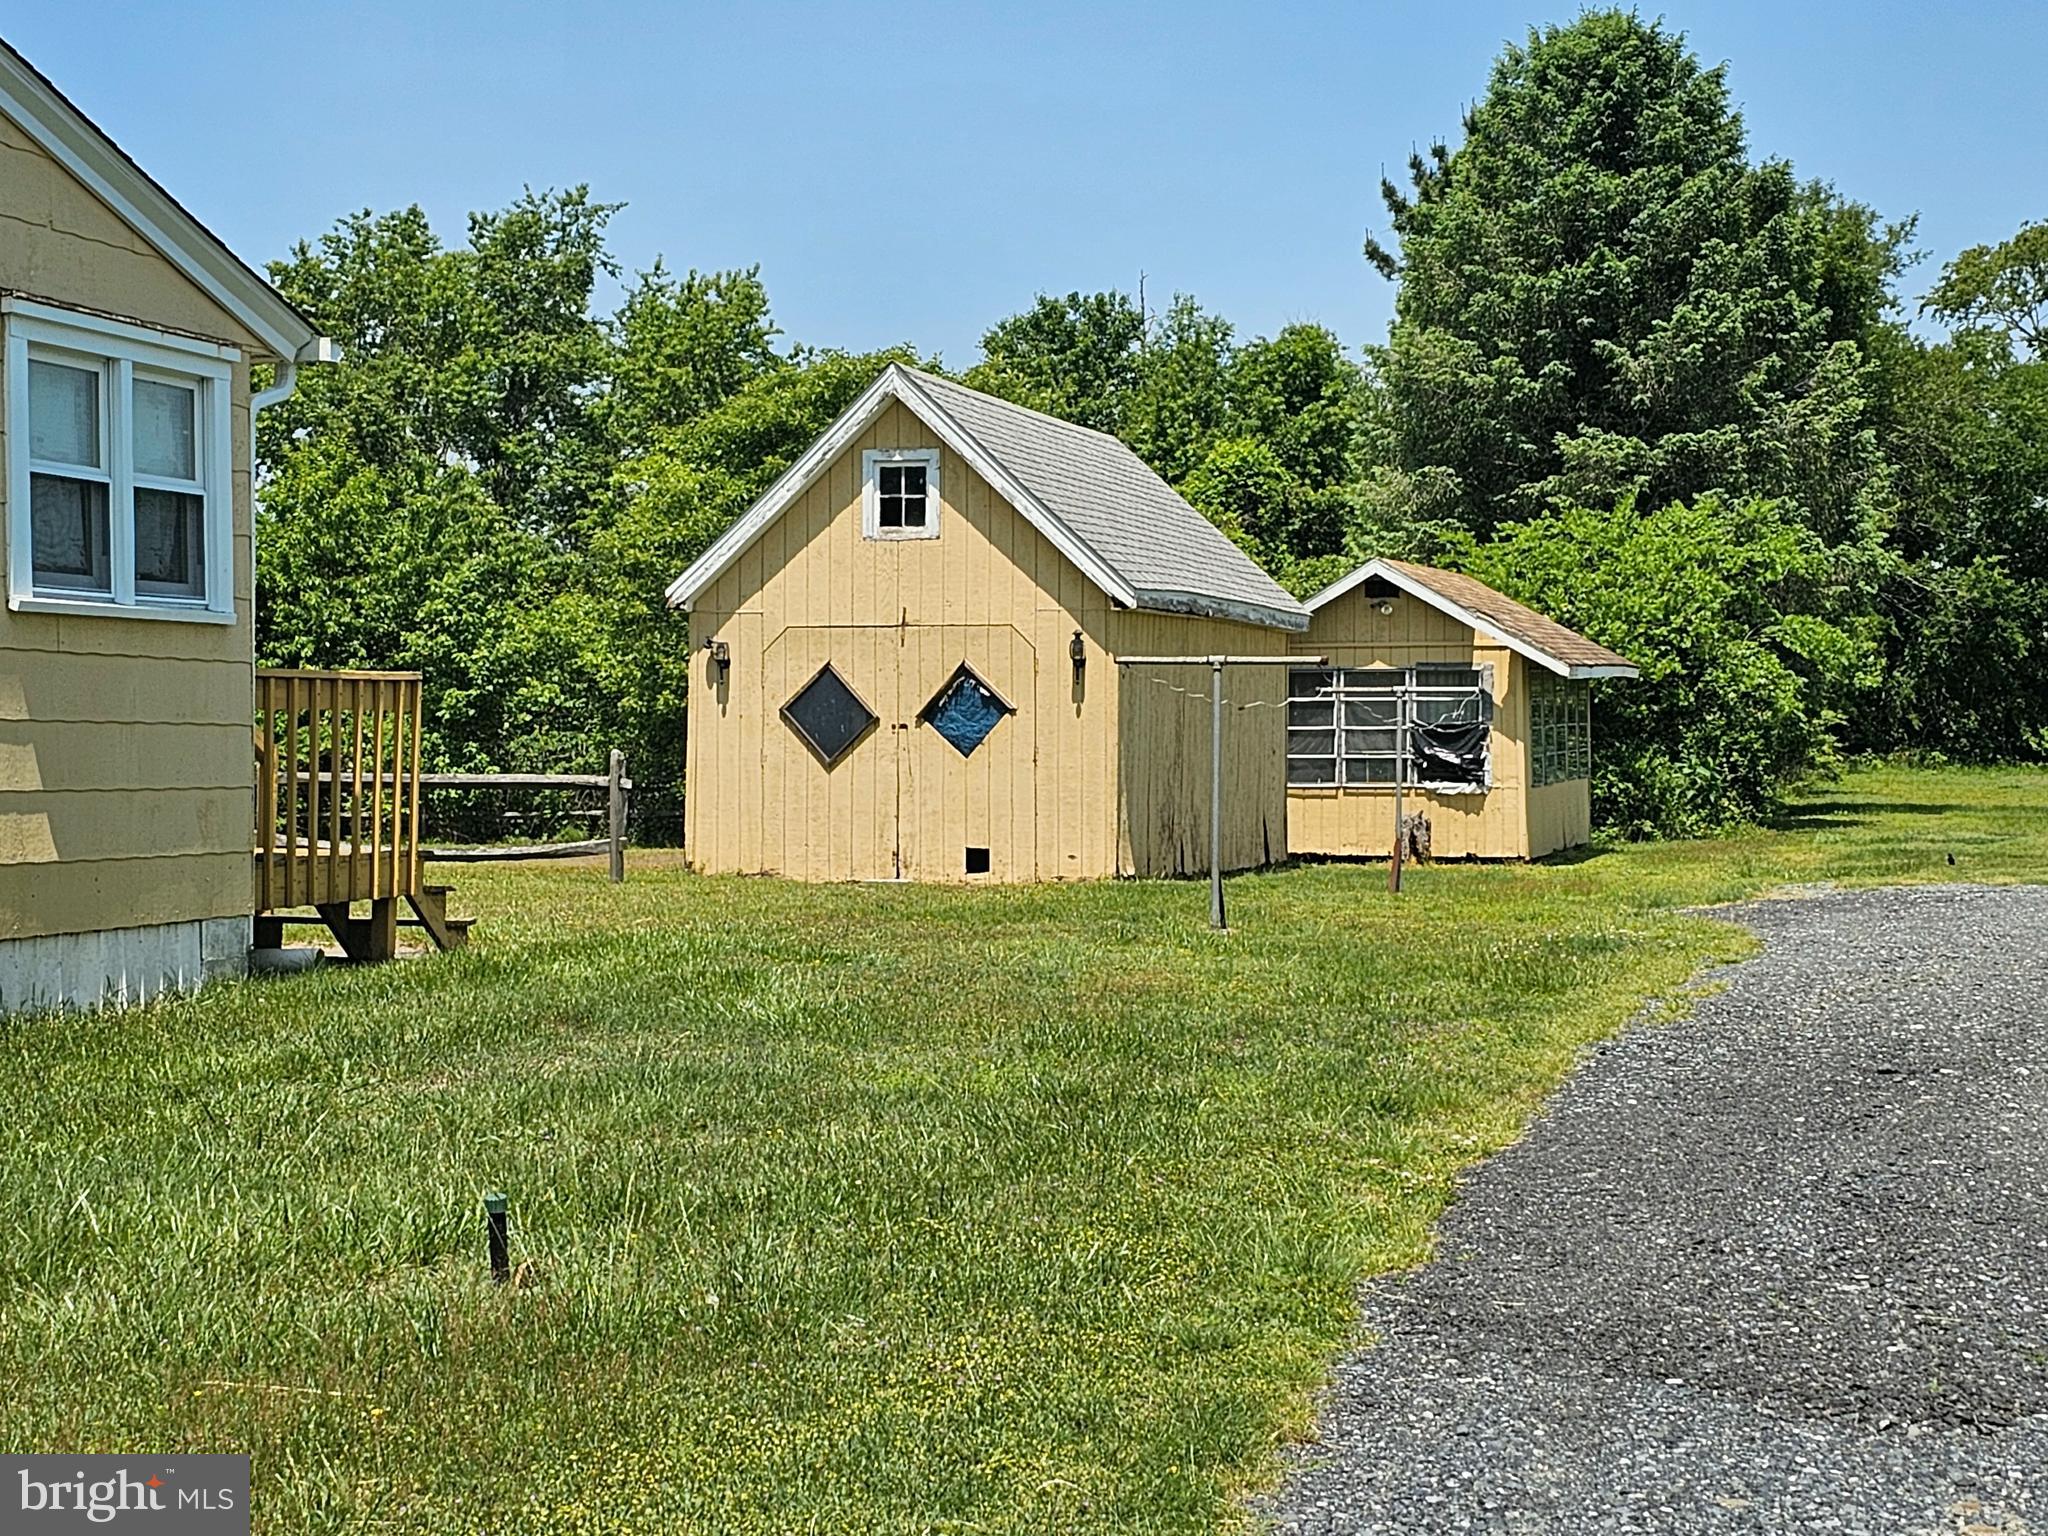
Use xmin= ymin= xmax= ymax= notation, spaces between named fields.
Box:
xmin=918 ymin=663 xmax=1015 ymax=758
xmin=782 ymin=663 xmax=877 ymax=766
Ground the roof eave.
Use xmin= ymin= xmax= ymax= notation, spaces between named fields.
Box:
xmin=1317 ymin=558 xmax=1637 ymax=679
xmin=1130 ymin=587 xmax=1311 ymax=633
xmin=0 ymin=42 xmax=321 ymax=361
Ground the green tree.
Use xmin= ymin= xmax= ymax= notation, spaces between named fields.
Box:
xmin=964 ymin=291 xmax=1144 ymax=435
xmin=1925 ymin=219 xmax=2048 ymax=357
xmin=603 ymin=262 xmax=782 ymax=453
xmin=1364 ymin=11 xmax=1909 ymax=543
xmin=1469 ymin=496 xmax=1879 ymax=837
xmin=257 ymin=191 xmax=618 ymax=770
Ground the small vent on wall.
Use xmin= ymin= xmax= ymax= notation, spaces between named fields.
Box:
xmin=964 ymin=846 xmax=991 ymax=875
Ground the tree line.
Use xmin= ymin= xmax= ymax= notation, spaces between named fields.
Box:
xmin=255 ymin=10 xmax=2048 ymax=839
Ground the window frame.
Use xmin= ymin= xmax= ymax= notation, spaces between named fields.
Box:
xmin=5 ymin=300 xmax=237 ymax=624
xmin=1286 ymin=663 xmax=1493 ymax=791
xmin=1528 ymin=671 xmax=1594 ymax=787
xmin=860 ymin=447 xmax=941 ymax=542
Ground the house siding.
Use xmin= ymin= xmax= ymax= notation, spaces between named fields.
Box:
xmin=1289 ymin=583 xmax=1534 ymax=860
xmin=0 ymin=102 xmax=265 ymax=951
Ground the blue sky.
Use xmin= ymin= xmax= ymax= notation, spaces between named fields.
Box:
xmin=9 ymin=2 xmax=2044 ymax=361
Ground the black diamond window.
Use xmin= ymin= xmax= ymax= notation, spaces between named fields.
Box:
xmin=782 ymin=663 xmax=877 ymax=765
xmin=918 ymin=663 xmax=1015 ymax=758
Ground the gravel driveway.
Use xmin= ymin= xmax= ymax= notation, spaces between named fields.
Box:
xmin=1257 ymin=883 xmax=2048 ymax=1535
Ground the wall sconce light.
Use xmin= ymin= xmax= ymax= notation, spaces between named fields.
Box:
xmin=1373 ymin=599 xmax=1396 ymax=616
xmin=1069 ymin=629 xmax=1086 ymax=683
xmin=704 ymin=637 xmax=731 ymax=679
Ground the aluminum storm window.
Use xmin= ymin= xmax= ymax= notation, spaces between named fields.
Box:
xmin=1529 ymin=672 xmax=1593 ymax=786
xmin=6 ymin=303 xmax=235 ymax=621
xmin=861 ymin=448 xmax=940 ymax=540
xmin=1286 ymin=665 xmax=1491 ymax=788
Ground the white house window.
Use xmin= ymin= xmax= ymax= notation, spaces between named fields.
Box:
xmin=861 ymin=448 xmax=941 ymax=540
xmin=7 ymin=300 xmax=235 ymax=622
xmin=1287 ymin=665 xmax=1492 ymax=788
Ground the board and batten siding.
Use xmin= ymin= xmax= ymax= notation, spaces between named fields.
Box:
xmin=1289 ymin=581 xmax=1533 ymax=860
xmin=683 ymin=398 xmax=1289 ymax=880
xmin=1113 ymin=610 xmax=1288 ymax=877
xmin=0 ymin=101 xmax=264 ymax=948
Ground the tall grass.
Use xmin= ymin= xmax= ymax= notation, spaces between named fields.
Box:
xmin=2 ymin=764 xmax=2042 ymax=1532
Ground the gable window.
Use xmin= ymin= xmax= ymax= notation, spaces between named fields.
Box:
xmin=1286 ymin=665 xmax=1492 ymax=789
xmin=861 ymin=448 xmax=940 ymax=540
xmin=6 ymin=301 xmax=234 ymax=622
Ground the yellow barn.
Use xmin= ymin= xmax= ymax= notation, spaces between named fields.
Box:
xmin=0 ymin=40 xmax=334 ymax=1013
xmin=1287 ymin=558 xmax=1637 ymax=860
xmin=668 ymin=365 xmax=1312 ymax=881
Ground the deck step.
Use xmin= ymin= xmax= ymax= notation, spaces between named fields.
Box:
xmin=405 ymin=887 xmax=471 ymax=952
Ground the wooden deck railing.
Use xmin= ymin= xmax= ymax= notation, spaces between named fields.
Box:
xmin=255 ymin=669 xmax=424 ymax=913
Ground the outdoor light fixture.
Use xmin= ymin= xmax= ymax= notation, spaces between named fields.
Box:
xmin=1373 ymin=599 xmax=1396 ymax=616
xmin=1070 ymin=629 xmax=1086 ymax=682
xmin=705 ymin=637 xmax=731 ymax=679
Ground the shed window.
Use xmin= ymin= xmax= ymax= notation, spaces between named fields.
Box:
xmin=782 ymin=663 xmax=878 ymax=766
xmin=7 ymin=302 xmax=234 ymax=622
xmin=1286 ymin=665 xmax=1491 ymax=789
xmin=862 ymin=449 xmax=941 ymax=540
xmin=1529 ymin=673 xmax=1592 ymax=786
xmin=918 ymin=663 xmax=1015 ymax=758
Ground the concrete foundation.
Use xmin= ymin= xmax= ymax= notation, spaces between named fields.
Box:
xmin=0 ymin=915 xmax=248 ymax=1015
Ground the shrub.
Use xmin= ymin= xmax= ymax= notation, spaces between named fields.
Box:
xmin=1468 ymin=497 xmax=1880 ymax=837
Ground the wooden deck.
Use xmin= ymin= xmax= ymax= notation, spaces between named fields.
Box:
xmin=254 ymin=669 xmax=465 ymax=958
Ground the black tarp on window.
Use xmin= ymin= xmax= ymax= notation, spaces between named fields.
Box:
xmin=1409 ymin=717 xmax=1489 ymax=787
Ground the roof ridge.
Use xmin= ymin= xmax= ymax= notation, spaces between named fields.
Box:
xmin=900 ymin=365 xmax=1136 ymax=450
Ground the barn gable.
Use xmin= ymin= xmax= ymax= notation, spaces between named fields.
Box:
xmin=1305 ymin=558 xmax=1637 ymax=679
xmin=669 ymin=365 xmax=1309 ymax=632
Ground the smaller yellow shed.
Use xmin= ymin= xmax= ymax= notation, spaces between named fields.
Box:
xmin=1287 ymin=558 xmax=1637 ymax=860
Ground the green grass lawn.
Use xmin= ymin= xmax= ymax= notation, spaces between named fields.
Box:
xmin=3 ymin=764 xmax=2044 ymax=1533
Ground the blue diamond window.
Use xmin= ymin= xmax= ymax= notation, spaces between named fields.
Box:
xmin=783 ymin=663 xmax=877 ymax=766
xmin=919 ymin=663 xmax=1015 ymax=758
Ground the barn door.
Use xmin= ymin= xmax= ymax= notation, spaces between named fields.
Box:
xmin=764 ymin=625 xmax=902 ymax=881
xmin=897 ymin=625 xmax=1036 ymax=881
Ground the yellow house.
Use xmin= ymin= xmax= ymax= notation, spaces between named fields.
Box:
xmin=1288 ymin=558 xmax=1637 ymax=860
xmin=668 ymin=365 xmax=1311 ymax=881
xmin=0 ymin=39 xmax=332 ymax=1012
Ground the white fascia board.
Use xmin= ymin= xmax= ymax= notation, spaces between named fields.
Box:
xmin=1565 ymin=663 xmax=1641 ymax=680
xmin=667 ymin=365 xmax=1141 ymax=613
xmin=0 ymin=46 xmax=319 ymax=362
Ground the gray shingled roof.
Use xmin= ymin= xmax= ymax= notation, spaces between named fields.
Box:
xmin=903 ymin=369 xmax=1308 ymax=630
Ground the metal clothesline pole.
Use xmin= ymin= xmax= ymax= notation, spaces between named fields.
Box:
xmin=1389 ymin=685 xmax=1408 ymax=894
xmin=1116 ymin=653 xmax=1325 ymax=932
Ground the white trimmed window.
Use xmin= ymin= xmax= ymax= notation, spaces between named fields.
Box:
xmin=6 ymin=301 xmax=236 ymax=622
xmin=861 ymin=447 xmax=941 ymax=540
